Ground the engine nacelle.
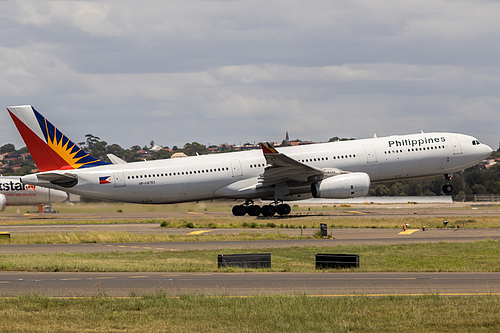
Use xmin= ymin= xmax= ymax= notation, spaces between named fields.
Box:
xmin=0 ymin=194 xmax=6 ymax=212
xmin=311 ymin=173 xmax=370 ymax=199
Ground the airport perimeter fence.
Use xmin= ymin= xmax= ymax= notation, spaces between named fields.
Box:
xmin=473 ymin=194 xmax=500 ymax=202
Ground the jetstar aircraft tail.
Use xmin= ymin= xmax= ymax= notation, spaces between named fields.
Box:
xmin=7 ymin=105 xmax=110 ymax=172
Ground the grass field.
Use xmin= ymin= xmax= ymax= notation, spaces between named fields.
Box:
xmin=0 ymin=294 xmax=498 ymax=332
xmin=1 ymin=202 xmax=499 ymax=229
xmin=1 ymin=215 xmax=498 ymax=229
xmin=4 ymin=231 xmax=307 ymax=245
xmin=1 ymin=202 xmax=498 ymax=330
xmin=1 ymin=240 xmax=498 ymax=272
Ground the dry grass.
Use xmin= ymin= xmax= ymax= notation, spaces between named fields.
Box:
xmin=5 ymin=231 xmax=304 ymax=245
xmin=0 ymin=294 xmax=498 ymax=332
xmin=1 ymin=213 xmax=499 ymax=229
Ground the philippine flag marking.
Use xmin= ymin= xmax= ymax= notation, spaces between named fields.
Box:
xmin=99 ymin=176 xmax=112 ymax=184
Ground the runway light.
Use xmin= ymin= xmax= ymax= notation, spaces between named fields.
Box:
xmin=422 ymin=226 xmax=426 ymax=231
xmin=443 ymin=220 xmax=449 ymax=228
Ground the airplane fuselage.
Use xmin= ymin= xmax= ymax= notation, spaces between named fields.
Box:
xmin=0 ymin=176 xmax=68 ymax=206
xmin=21 ymin=132 xmax=492 ymax=204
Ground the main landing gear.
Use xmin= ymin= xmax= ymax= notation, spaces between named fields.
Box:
xmin=231 ymin=200 xmax=291 ymax=217
xmin=442 ymin=173 xmax=453 ymax=194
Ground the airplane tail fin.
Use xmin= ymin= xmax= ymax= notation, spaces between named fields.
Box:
xmin=7 ymin=105 xmax=110 ymax=172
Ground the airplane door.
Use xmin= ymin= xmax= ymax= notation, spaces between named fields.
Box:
xmin=113 ymin=172 xmax=126 ymax=188
xmin=364 ymin=146 xmax=378 ymax=163
xmin=230 ymin=159 xmax=243 ymax=177
xmin=450 ymin=137 xmax=463 ymax=155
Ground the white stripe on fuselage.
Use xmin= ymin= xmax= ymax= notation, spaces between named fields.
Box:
xmin=27 ymin=132 xmax=492 ymax=204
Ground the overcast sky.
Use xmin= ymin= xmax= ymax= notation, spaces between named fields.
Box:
xmin=1 ymin=0 xmax=499 ymax=151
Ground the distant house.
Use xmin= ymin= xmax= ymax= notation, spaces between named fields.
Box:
xmin=171 ymin=152 xmax=188 ymax=158
xmin=4 ymin=152 xmax=20 ymax=161
xmin=20 ymin=153 xmax=31 ymax=160
xmin=479 ymin=158 xmax=497 ymax=169
xmin=149 ymin=145 xmax=163 ymax=153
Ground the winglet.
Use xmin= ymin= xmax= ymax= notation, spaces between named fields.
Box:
xmin=7 ymin=105 xmax=110 ymax=172
xmin=260 ymin=141 xmax=278 ymax=155
xmin=107 ymin=154 xmax=127 ymax=165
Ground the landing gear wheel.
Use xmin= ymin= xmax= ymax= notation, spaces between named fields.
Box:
xmin=247 ymin=205 xmax=262 ymax=216
xmin=276 ymin=204 xmax=291 ymax=216
xmin=442 ymin=174 xmax=453 ymax=194
xmin=232 ymin=205 xmax=247 ymax=216
xmin=261 ymin=205 xmax=276 ymax=217
xmin=442 ymin=184 xmax=453 ymax=194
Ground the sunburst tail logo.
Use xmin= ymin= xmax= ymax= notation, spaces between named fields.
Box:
xmin=32 ymin=108 xmax=111 ymax=170
xmin=7 ymin=105 xmax=111 ymax=172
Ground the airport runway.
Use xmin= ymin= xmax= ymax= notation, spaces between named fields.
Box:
xmin=0 ymin=272 xmax=498 ymax=297
xmin=1 ymin=206 xmax=498 ymax=298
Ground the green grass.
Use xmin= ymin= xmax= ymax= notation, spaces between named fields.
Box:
xmin=1 ymin=214 xmax=499 ymax=229
xmin=0 ymin=294 xmax=498 ymax=332
xmin=1 ymin=240 xmax=498 ymax=272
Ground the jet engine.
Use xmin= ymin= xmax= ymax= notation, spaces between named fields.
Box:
xmin=0 ymin=194 xmax=6 ymax=212
xmin=311 ymin=172 xmax=370 ymax=199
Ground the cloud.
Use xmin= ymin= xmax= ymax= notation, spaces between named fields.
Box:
xmin=0 ymin=0 xmax=498 ymax=150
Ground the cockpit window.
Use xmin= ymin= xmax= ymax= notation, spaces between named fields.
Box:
xmin=472 ymin=140 xmax=481 ymax=145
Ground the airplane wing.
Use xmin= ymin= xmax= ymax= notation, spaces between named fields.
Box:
xmin=258 ymin=142 xmax=345 ymax=187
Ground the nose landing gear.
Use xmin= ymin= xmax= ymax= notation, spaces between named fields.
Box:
xmin=442 ymin=173 xmax=453 ymax=194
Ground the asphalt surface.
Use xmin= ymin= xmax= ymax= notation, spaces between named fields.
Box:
xmin=0 ymin=204 xmax=498 ymax=297
xmin=0 ymin=272 xmax=498 ymax=297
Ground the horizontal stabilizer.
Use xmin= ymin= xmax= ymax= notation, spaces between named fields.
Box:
xmin=37 ymin=172 xmax=78 ymax=188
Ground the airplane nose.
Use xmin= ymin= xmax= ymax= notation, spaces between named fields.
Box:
xmin=482 ymin=143 xmax=493 ymax=158
xmin=50 ymin=189 xmax=69 ymax=203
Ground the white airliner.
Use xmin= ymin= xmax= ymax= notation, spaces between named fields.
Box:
xmin=6 ymin=105 xmax=492 ymax=216
xmin=0 ymin=176 xmax=68 ymax=211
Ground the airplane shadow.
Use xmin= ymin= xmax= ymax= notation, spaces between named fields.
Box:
xmin=257 ymin=213 xmax=337 ymax=219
